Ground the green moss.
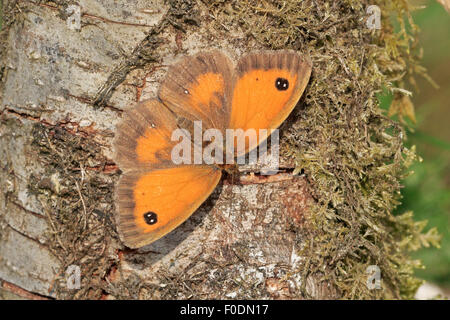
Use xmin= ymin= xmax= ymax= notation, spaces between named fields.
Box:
xmin=205 ymin=0 xmax=442 ymax=299
xmin=4 ymin=0 xmax=440 ymax=299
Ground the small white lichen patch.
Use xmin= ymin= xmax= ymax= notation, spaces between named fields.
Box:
xmin=50 ymin=172 xmax=61 ymax=194
xmin=258 ymin=264 xmax=276 ymax=278
xmin=208 ymin=269 xmax=218 ymax=280
xmin=241 ymin=184 xmax=259 ymax=206
xmin=262 ymin=208 xmax=274 ymax=224
xmin=290 ymin=245 xmax=304 ymax=268
xmin=79 ymin=120 xmax=92 ymax=127
xmin=241 ymin=210 xmax=256 ymax=230
xmin=248 ymin=248 xmax=266 ymax=264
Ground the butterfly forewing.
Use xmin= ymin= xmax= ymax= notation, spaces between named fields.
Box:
xmin=228 ymin=51 xmax=312 ymax=155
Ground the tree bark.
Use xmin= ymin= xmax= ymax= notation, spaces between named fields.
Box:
xmin=0 ymin=0 xmax=425 ymax=300
xmin=0 ymin=0 xmax=331 ymax=299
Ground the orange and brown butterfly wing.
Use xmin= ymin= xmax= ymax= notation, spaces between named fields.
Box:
xmin=158 ymin=50 xmax=233 ymax=132
xmin=114 ymin=99 xmax=186 ymax=170
xmin=116 ymin=166 xmax=221 ymax=248
xmin=228 ymin=51 xmax=312 ymax=155
xmin=113 ymin=99 xmax=222 ymax=248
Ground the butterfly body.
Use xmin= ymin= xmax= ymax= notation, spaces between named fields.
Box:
xmin=113 ymin=50 xmax=312 ymax=248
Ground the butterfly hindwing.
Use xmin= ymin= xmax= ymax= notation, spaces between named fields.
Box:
xmin=116 ymin=166 xmax=221 ymax=248
xmin=158 ymin=50 xmax=234 ymax=132
xmin=113 ymin=99 xmax=222 ymax=248
xmin=113 ymin=99 xmax=190 ymax=171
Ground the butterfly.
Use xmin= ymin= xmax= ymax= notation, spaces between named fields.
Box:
xmin=113 ymin=50 xmax=312 ymax=248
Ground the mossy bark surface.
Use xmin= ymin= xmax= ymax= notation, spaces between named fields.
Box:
xmin=0 ymin=0 xmax=438 ymax=299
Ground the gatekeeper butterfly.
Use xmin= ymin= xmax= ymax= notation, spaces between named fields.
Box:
xmin=113 ymin=50 xmax=312 ymax=248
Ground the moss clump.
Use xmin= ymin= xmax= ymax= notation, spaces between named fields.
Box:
xmin=28 ymin=123 xmax=120 ymax=299
xmin=203 ymin=0 xmax=441 ymax=298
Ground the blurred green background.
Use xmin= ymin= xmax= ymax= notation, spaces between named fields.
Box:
xmin=406 ymin=0 xmax=450 ymax=288
xmin=382 ymin=0 xmax=450 ymax=288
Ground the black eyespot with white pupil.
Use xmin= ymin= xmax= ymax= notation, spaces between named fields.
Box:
xmin=275 ymin=77 xmax=289 ymax=91
xmin=143 ymin=212 xmax=158 ymax=225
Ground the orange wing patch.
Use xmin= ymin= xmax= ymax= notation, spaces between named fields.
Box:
xmin=229 ymin=69 xmax=298 ymax=131
xmin=116 ymin=166 xmax=221 ymax=248
xmin=228 ymin=51 xmax=312 ymax=154
xmin=186 ymin=72 xmax=225 ymax=127
xmin=158 ymin=50 xmax=233 ymax=131
xmin=114 ymin=99 xmax=186 ymax=170
xmin=135 ymin=127 xmax=173 ymax=164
